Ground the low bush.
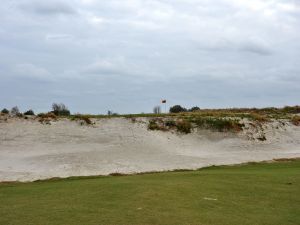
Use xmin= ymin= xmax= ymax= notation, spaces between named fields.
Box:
xmin=165 ymin=120 xmax=176 ymax=128
xmin=1 ymin=108 xmax=9 ymax=114
xmin=169 ymin=105 xmax=187 ymax=113
xmin=24 ymin=109 xmax=35 ymax=116
xmin=37 ymin=112 xmax=57 ymax=124
xmin=189 ymin=106 xmax=200 ymax=112
xmin=148 ymin=120 xmax=161 ymax=131
xmin=191 ymin=117 xmax=243 ymax=132
xmin=148 ymin=118 xmax=191 ymax=133
xmin=175 ymin=119 xmax=192 ymax=134
xmin=283 ymin=106 xmax=300 ymax=114
xmin=38 ymin=112 xmax=57 ymax=119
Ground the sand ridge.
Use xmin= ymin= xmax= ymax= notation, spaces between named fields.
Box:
xmin=0 ymin=116 xmax=300 ymax=182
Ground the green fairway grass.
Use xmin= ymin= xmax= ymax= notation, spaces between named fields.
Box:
xmin=0 ymin=160 xmax=299 ymax=225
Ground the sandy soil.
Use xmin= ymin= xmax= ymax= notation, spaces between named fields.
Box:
xmin=0 ymin=117 xmax=300 ymax=182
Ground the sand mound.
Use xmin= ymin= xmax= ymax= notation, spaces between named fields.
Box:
xmin=0 ymin=116 xmax=300 ymax=182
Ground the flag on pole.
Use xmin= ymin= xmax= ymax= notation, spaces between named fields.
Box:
xmin=161 ymin=99 xmax=166 ymax=103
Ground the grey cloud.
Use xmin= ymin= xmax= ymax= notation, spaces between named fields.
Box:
xmin=0 ymin=0 xmax=299 ymax=113
xmin=46 ymin=34 xmax=74 ymax=41
xmin=238 ymin=39 xmax=273 ymax=55
xmin=19 ymin=1 xmax=76 ymax=15
xmin=13 ymin=63 xmax=53 ymax=81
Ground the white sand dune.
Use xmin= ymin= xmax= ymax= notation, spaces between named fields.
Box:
xmin=0 ymin=117 xmax=300 ymax=182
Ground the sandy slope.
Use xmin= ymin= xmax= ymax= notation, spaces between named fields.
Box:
xmin=0 ymin=117 xmax=300 ymax=182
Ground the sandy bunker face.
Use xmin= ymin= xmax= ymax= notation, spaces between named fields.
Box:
xmin=0 ymin=117 xmax=300 ymax=182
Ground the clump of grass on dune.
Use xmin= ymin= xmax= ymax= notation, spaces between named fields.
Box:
xmin=148 ymin=118 xmax=192 ymax=133
xmin=148 ymin=119 xmax=163 ymax=131
xmin=291 ymin=115 xmax=300 ymax=126
xmin=37 ymin=112 xmax=57 ymax=124
xmin=175 ymin=119 xmax=192 ymax=134
xmin=247 ymin=113 xmax=270 ymax=122
xmin=71 ymin=114 xmax=93 ymax=125
xmin=190 ymin=116 xmax=243 ymax=132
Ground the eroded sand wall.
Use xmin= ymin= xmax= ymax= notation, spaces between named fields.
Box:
xmin=1 ymin=117 xmax=300 ymax=181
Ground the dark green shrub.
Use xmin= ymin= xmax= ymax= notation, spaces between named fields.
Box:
xmin=1 ymin=108 xmax=9 ymax=114
xmin=189 ymin=106 xmax=200 ymax=112
xmin=283 ymin=106 xmax=300 ymax=114
xmin=169 ymin=105 xmax=187 ymax=113
xmin=24 ymin=109 xmax=35 ymax=116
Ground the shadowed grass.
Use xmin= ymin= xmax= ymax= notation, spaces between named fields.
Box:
xmin=0 ymin=160 xmax=299 ymax=225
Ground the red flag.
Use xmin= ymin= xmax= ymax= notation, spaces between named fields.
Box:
xmin=161 ymin=99 xmax=166 ymax=103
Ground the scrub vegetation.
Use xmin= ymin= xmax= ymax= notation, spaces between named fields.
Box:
xmin=1 ymin=104 xmax=300 ymax=132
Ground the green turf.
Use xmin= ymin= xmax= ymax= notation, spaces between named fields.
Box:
xmin=0 ymin=160 xmax=299 ymax=225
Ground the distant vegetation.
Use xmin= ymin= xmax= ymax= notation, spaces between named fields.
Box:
xmin=169 ymin=105 xmax=187 ymax=113
xmin=1 ymin=104 xmax=300 ymax=131
xmin=189 ymin=106 xmax=200 ymax=112
xmin=52 ymin=103 xmax=70 ymax=116
xmin=169 ymin=105 xmax=200 ymax=113
xmin=10 ymin=106 xmax=20 ymax=116
xmin=24 ymin=109 xmax=35 ymax=116
xmin=1 ymin=108 xmax=9 ymax=114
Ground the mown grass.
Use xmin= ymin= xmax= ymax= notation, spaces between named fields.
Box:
xmin=0 ymin=160 xmax=299 ymax=225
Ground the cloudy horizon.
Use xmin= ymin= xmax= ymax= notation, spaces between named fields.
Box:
xmin=0 ymin=0 xmax=299 ymax=114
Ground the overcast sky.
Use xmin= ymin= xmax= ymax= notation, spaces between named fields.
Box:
xmin=0 ymin=0 xmax=299 ymax=114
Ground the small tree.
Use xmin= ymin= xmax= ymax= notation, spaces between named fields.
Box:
xmin=10 ymin=106 xmax=20 ymax=115
xmin=24 ymin=109 xmax=35 ymax=116
xmin=1 ymin=108 xmax=9 ymax=114
xmin=52 ymin=103 xmax=70 ymax=116
xmin=153 ymin=106 xmax=161 ymax=114
xmin=169 ymin=105 xmax=187 ymax=113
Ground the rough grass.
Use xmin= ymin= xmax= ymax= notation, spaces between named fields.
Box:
xmin=291 ymin=115 xmax=300 ymax=126
xmin=71 ymin=114 xmax=93 ymax=125
xmin=189 ymin=116 xmax=243 ymax=132
xmin=68 ymin=106 xmax=300 ymax=122
xmin=0 ymin=160 xmax=299 ymax=225
xmin=175 ymin=119 xmax=192 ymax=133
xmin=148 ymin=118 xmax=191 ymax=133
